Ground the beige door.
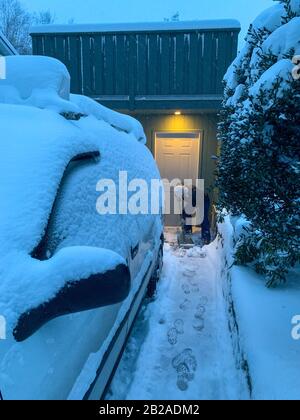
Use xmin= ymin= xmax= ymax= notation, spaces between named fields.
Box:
xmin=155 ymin=132 xmax=201 ymax=226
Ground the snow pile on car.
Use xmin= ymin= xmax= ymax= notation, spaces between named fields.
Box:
xmin=0 ymin=105 xmax=120 ymax=331
xmin=70 ymin=94 xmax=146 ymax=144
xmin=0 ymin=55 xmax=146 ymax=143
xmin=0 ymin=102 xmax=160 ymax=337
xmin=0 ymin=55 xmax=70 ymax=100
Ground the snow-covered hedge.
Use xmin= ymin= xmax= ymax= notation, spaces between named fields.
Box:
xmin=218 ymin=0 xmax=300 ymax=286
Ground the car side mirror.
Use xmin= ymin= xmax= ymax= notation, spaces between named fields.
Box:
xmin=13 ymin=263 xmax=130 ymax=342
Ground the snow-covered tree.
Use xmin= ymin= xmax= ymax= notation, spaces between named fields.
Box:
xmin=0 ymin=0 xmax=55 ymax=54
xmin=0 ymin=0 xmax=31 ymax=53
xmin=217 ymin=0 xmax=300 ymax=286
xmin=32 ymin=9 xmax=56 ymax=26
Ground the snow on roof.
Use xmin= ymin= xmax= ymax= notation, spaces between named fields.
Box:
xmin=30 ymin=19 xmax=241 ymax=35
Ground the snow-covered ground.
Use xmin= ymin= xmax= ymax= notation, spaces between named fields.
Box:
xmin=107 ymin=242 xmax=249 ymax=400
xmin=223 ymin=218 xmax=300 ymax=401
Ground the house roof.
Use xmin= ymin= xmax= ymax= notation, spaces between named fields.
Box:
xmin=30 ymin=19 xmax=241 ymax=35
xmin=0 ymin=32 xmax=17 ymax=55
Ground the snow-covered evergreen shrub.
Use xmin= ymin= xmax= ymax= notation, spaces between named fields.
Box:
xmin=218 ymin=0 xmax=300 ymax=286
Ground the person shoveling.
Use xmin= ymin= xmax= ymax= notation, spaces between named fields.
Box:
xmin=174 ymin=185 xmax=211 ymax=245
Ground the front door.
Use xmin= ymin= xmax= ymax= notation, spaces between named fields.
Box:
xmin=155 ymin=132 xmax=201 ymax=227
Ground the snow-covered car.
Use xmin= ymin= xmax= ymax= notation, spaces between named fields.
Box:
xmin=0 ymin=56 xmax=163 ymax=400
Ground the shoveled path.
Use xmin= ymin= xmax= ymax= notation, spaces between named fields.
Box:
xmin=107 ymin=243 xmax=249 ymax=400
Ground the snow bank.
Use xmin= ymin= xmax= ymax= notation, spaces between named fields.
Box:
xmin=211 ymin=217 xmax=300 ymax=400
xmin=231 ymin=265 xmax=300 ymax=400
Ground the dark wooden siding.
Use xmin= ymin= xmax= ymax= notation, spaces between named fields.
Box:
xmin=31 ymin=27 xmax=239 ymax=110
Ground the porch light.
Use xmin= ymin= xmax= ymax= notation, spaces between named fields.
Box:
xmin=174 ymin=111 xmax=181 ymax=116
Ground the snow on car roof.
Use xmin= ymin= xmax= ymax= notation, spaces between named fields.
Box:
xmin=30 ymin=19 xmax=241 ymax=35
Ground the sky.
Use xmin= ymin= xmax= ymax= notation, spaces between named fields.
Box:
xmin=22 ymin=0 xmax=275 ymax=47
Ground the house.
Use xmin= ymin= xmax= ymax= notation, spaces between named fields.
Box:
xmin=0 ymin=32 xmax=17 ymax=56
xmin=30 ymin=20 xmax=240 ymax=226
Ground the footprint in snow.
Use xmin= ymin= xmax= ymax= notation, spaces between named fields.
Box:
xmin=172 ymin=349 xmax=197 ymax=391
xmin=186 ymin=267 xmax=196 ymax=274
xmin=195 ymin=305 xmax=206 ymax=319
xmin=167 ymin=319 xmax=185 ymax=345
xmin=186 ymin=276 xmax=199 ymax=287
xmin=199 ymin=296 xmax=208 ymax=306
xmin=182 ymin=283 xmax=190 ymax=295
xmin=179 ymin=299 xmax=191 ymax=311
xmin=193 ymin=318 xmax=205 ymax=332
xmin=167 ymin=328 xmax=178 ymax=346
xmin=174 ymin=319 xmax=184 ymax=335
xmin=182 ymin=271 xmax=195 ymax=278
xmin=177 ymin=376 xmax=189 ymax=391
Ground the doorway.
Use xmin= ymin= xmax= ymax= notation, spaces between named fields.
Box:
xmin=155 ymin=131 xmax=201 ymax=226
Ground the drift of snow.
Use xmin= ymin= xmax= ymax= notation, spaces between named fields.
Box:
xmin=218 ymin=217 xmax=300 ymax=400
